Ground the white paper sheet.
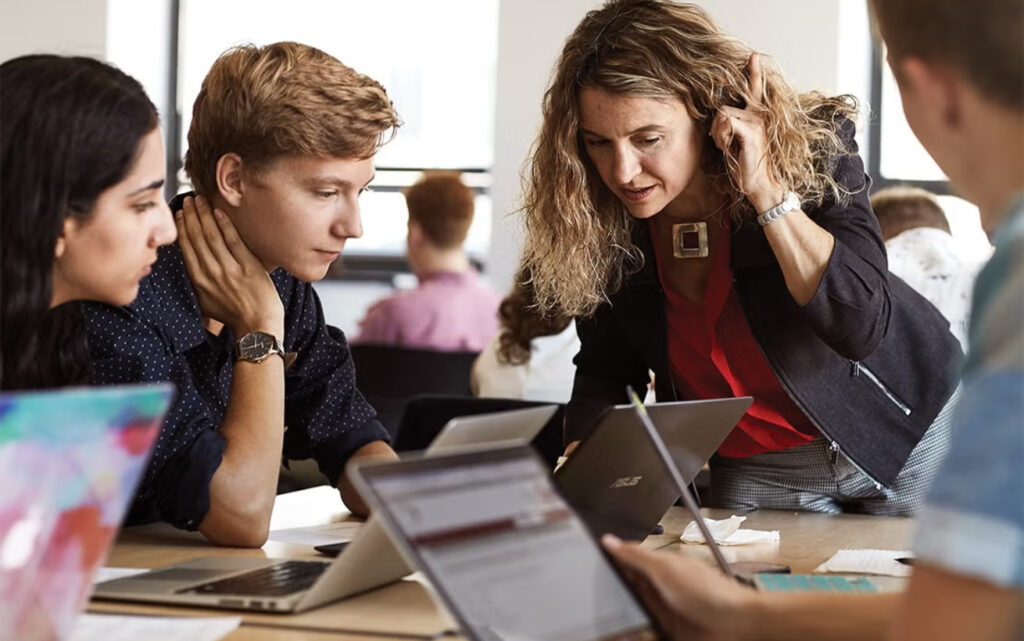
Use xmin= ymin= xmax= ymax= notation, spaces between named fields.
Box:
xmin=814 ymin=549 xmax=914 ymax=577
xmin=69 ymin=614 xmax=240 ymax=641
xmin=267 ymin=520 xmax=365 ymax=547
xmin=92 ymin=567 xmax=148 ymax=585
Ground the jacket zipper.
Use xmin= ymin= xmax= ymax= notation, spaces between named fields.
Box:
xmin=851 ymin=361 xmax=912 ymax=416
xmin=730 ymin=279 xmax=889 ymax=490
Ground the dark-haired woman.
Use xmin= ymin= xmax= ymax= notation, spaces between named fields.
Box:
xmin=1 ymin=55 xmax=177 ymax=389
xmin=471 ymin=274 xmax=580 ymax=404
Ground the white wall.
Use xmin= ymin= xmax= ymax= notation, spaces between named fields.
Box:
xmin=0 ymin=0 xmax=108 ymax=61
xmin=488 ymin=0 xmax=604 ymax=296
xmin=1 ymin=0 xmax=174 ymax=154
xmin=105 ymin=0 xmax=174 ymax=129
xmin=487 ymin=0 xmax=871 ymax=293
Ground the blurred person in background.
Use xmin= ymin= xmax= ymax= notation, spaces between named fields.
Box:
xmin=872 ymin=185 xmax=985 ymax=348
xmin=354 ymin=171 xmax=501 ymax=351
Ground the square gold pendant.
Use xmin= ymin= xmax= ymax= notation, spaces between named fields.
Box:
xmin=672 ymin=222 xmax=709 ymax=258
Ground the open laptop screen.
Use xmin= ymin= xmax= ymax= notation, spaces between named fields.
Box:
xmin=356 ymin=447 xmax=657 ymax=641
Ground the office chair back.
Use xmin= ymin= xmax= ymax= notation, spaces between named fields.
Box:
xmin=348 ymin=343 xmax=479 ymax=436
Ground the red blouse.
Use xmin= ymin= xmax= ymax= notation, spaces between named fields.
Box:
xmin=649 ymin=219 xmax=819 ymax=457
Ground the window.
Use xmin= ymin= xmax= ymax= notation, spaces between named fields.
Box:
xmin=170 ymin=0 xmax=498 ymax=270
xmin=868 ymin=41 xmax=991 ymax=261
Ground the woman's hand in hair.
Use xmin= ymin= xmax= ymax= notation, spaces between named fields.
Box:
xmin=176 ymin=195 xmax=284 ymax=338
xmin=709 ymin=52 xmax=787 ymax=214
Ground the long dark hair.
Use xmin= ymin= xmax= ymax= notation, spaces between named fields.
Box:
xmin=497 ymin=268 xmax=572 ymax=366
xmin=1 ymin=55 xmax=159 ymax=390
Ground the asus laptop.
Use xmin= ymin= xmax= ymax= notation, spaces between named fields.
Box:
xmin=555 ymin=397 xmax=752 ymax=541
xmin=93 ymin=404 xmax=558 ymax=613
xmin=350 ymin=445 xmax=662 ymax=641
xmin=0 ymin=384 xmax=173 ymax=641
xmin=625 ymin=388 xmax=906 ymax=594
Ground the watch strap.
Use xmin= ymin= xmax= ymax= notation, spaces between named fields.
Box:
xmin=757 ymin=191 xmax=801 ymax=227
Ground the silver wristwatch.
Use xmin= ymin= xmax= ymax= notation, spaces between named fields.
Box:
xmin=756 ymin=191 xmax=801 ymax=227
xmin=236 ymin=331 xmax=289 ymax=365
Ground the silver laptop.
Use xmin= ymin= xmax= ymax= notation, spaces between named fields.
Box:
xmin=624 ymin=388 xmax=906 ymax=594
xmin=350 ymin=445 xmax=662 ymax=641
xmin=92 ymin=404 xmax=557 ymax=613
xmin=555 ymin=397 xmax=752 ymax=541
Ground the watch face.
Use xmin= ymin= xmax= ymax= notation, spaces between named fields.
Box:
xmin=239 ymin=332 xmax=276 ymax=359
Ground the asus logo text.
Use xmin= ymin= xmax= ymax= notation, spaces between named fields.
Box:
xmin=609 ymin=476 xmax=642 ymax=489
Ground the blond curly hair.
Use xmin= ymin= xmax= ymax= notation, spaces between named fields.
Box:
xmin=520 ymin=0 xmax=859 ymax=318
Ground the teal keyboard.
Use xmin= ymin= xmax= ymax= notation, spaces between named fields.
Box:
xmin=756 ymin=573 xmax=878 ymax=593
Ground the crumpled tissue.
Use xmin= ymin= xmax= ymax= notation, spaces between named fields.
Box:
xmin=680 ymin=515 xmax=780 ymax=546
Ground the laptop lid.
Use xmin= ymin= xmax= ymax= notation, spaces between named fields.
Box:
xmin=555 ymin=396 xmax=752 ymax=541
xmin=0 ymin=384 xmax=173 ymax=641
xmin=350 ymin=445 xmax=659 ymax=641
xmin=624 ymin=388 xmax=737 ymax=579
xmin=425 ymin=405 xmax=558 ymax=455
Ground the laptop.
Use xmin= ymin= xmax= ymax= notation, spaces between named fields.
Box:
xmin=350 ymin=445 xmax=662 ymax=641
xmin=0 ymin=384 xmax=174 ymax=641
xmin=425 ymin=404 xmax=558 ymax=455
xmin=624 ymin=387 xmax=906 ymax=594
xmin=555 ymin=397 xmax=752 ymax=541
xmin=93 ymin=404 xmax=558 ymax=613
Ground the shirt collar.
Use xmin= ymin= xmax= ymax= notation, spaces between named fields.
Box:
xmin=418 ymin=270 xmax=476 ymax=283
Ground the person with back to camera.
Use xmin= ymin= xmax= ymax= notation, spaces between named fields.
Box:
xmin=601 ymin=0 xmax=1024 ymax=638
xmin=519 ymin=0 xmax=962 ymax=516
xmin=1 ymin=55 xmax=176 ymax=390
xmin=471 ymin=267 xmax=580 ymax=404
xmin=871 ymin=185 xmax=985 ymax=348
xmin=79 ymin=42 xmax=402 ymax=547
xmin=354 ymin=171 xmax=502 ymax=351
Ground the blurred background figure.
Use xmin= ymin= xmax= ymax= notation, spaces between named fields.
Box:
xmin=872 ymin=186 xmax=985 ymax=348
xmin=354 ymin=172 xmax=501 ymax=351
xmin=471 ymin=274 xmax=580 ymax=403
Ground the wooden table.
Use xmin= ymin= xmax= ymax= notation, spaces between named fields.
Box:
xmin=90 ymin=487 xmax=912 ymax=640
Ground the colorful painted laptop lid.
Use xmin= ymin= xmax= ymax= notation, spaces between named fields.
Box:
xmin=0 ymin=383 xmax=174 ymax=641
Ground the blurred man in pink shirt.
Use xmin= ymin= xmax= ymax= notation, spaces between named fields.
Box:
xmin=354 ymin=172 xmax=501 ymax=351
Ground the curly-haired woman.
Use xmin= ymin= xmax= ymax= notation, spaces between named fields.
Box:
xmin=519 ymin=0 xmax=962 ymax=516
xmin=1 ymin=55 xmax=176 ymax=390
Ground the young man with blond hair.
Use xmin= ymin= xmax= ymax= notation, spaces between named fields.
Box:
xmin=601 ymin=0 xmax=1024 ymax=639
xmin=354 ymin=171 xmax=501 ymax=351
xmin=82 ymin=42 xmax=402 ymax=547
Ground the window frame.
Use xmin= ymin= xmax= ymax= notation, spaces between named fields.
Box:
xmin=164 ymin=1 xmax=495 ymax=282
xmin=866 ymin=38 xmax=951 ymax=197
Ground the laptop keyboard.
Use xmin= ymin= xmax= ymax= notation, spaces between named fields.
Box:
xmin=757 ymin=574 xmax=878 ymax=593
xmin=177 ymin=560 xmax=329 ymax=597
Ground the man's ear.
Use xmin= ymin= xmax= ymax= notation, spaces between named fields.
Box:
xmin=214 ymin=153 xmax=245 ymax=208
xmin=407 ymin=219 xmax=423 ymax=248
xmin=897 ymin=56 xmax=962 ymax=129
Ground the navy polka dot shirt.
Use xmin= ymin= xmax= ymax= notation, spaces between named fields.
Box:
xmin=81 ymin=206 xmax=389 ymax=531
